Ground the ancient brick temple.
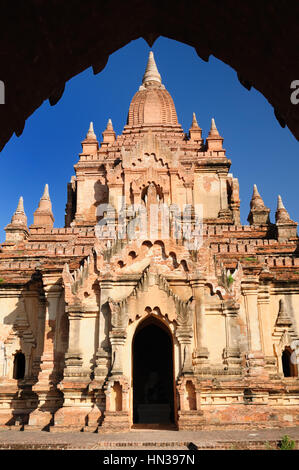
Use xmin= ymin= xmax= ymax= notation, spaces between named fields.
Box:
xmin=0 ymin=52 xmax=299 ymax=432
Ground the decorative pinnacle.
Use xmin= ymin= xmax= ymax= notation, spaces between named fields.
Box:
xmin=275 ymin=194 xmax=295 ymax=225
xmin=41 ymin=184 xmax=50 ymax=200
xmin=250 ymin=184 xmax=267 ymax=210
xmin=253 ymin=184 xmax=260 ymax=197
xmin=211 ymin=118 xmax=217 ymax=130
xmin=106 ymin=118 xmax=114 ymax=130
xmin=277 ymin=195 xmax=286 ymax=210
xmin=16 ymin=196 xmax=25 ymax=213
xmin=142 ymin=51 xmax=162 ymax=86
xmin=191 ymin=112 xmax=199 ymax=128
xmin=86 ymin=121 xmax=97 ymax=140
xmin=208 ymin=117 xmax=220 ymax=137
xmin=10 ymin=196 xmax=27 ymax=227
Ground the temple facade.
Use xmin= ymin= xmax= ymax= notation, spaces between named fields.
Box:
xmin=0 ymin=52 xmax=299 ymax=432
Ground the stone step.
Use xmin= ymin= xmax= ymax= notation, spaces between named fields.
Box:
xmin=0 ymin=439 xmax=298 ymax=450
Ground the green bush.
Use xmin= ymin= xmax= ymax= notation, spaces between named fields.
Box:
xmin=279 ymin=435 xmax=295 ymax=450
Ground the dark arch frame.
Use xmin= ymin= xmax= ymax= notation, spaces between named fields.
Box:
xmin=0 ymin=2 xmax=299 ymax=152
xmin=131 ymin=314 xmax=176 ymax=427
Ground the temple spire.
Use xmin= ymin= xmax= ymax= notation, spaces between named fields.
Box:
xmin=86 ymin=121 xmax=97 ymax=140
xmin=209 ymin=117 xmax=220 ymax=136
xmin=253 ymin=184 xmax=259 ymax=197
xmin=32 ymin=184 xmax=54 ymax=228
xmin=206 ymin=117 xmax=224 ymax=151
xmin=250 ymin=184 xmax=265 ymax=209
xmin=275 ymin=194 xmax=297 ymax=240
xmin=191 ymin=112 xmax=199 ymax=128
xmin=189 ymin=111 xmax=202 ymax=143
xmin=11 ymin=196 xmax=27 ymax=227
xmin=247 ymin=184 xmax=270 ymax=225
xmin=41 ymin=183 xmax=50 ymax=201
xmin=4 ymin=196 xmax=28 ymax=244
xmin=16 ymin=196 xmax=25 ymax=214
xmin=275 ymin=195 xmax=293 ymax=223
xmin=106 ymin=118 xmax=114 ymax=131
xmin=101 ymin=117 xmax=116 ymax=147
xmin=81 ymin=121 xmax=99 ymax=155
xmin=142 ymin=51 xmax=162 ymax=86
xmin=277 ymin=195 xmax=286 ymax=211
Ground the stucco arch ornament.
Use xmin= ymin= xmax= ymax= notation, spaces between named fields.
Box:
xmin=107 ymin=265 xmax=193 ymax=327
xmin=94 ymin=236 xmax=196 ymax=277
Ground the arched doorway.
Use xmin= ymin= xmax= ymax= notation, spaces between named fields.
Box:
xmin=132 ymin=316 xmax=175 ymax=426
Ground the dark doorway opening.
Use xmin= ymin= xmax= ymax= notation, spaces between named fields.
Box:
xmin=132 ymin=317 xmax=174 ymax=425
xmin=13 ymin=352 xmax=25 ymax=380
xmin=282 ymin=347 xmax=298 ymax=377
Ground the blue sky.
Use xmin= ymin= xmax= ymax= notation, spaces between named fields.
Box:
xmin=0 ymin=37 xmax=298 ymax=242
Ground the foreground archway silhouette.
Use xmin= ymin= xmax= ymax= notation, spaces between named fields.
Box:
xmin=0 ymin=1 xmax=299 ymax=151
xmin=132 ymin=316 xmax=175 ymax=427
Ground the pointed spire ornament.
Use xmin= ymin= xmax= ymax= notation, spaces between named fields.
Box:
xmin=101 ymin=118 xmax=116 ymax=147
xmin=4 ymin=196 xmax=28 ymax=244
xmin=16 ymin=196 xmax=25 ymax=214
xmin=189 ymin=112 xmax=202 ymax=143
xmin=41 ymin=183 xmax=50 ymax=201
xmin=277 ymin=195 xmax=286 ymax=211
xmin=191 ymin=112 xmax=199 ymax=128
xmin=209 ymin=118 xmax=220 ymax=136
xmin=247 ymin=184 xmax=270 ymax=225
xmin=106 ymin=118 xmax=114 ymax=131
xmin=142 ymin=51 xmax=162 ymax=86
xmin=275 ymin=194 xmax=297 ymax=240
xmin=250 ymin=184 xmax=267 ymax=210
xmin=10 ymin=197 xmax=27 ymax=227
xmin=276 ymin=195 xmax=293 ymax=223
xmin=81 ymin=121 xmax=99 ymax=155
xmin=31 ymin=184 xmax=54 ymax=228
xmin=86 ymin=121 xmax=97 ymax=140
xmin=206 ymin=117 xmax=224 ymax=151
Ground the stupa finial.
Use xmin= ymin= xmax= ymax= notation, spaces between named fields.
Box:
xmin=192 ymin=112 xmax=199 ymax=128
xmin=142 ymin=51 xmax=162 ymax=86
xmin=277 ymin=195 xmax=286 ymax=211
xmin=41 ymin=184 xmax=50 ymax=201
xmin=86 ymin=121 xmax=97 ymax=140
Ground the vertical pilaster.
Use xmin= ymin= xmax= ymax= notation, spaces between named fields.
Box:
xmin=258 ymin=282 xmax=276 ymax=375
xmin=242 ymin=277 xmax=266 ymax=378
xmin=93 ymin=280 xmax=111 ymax=381
xmin=33 ymin=280 xmax=61 ymax=389
xmin=222 ymin=302 xmax=242 ymax=369
xmin=29 ymin=278 xmax=63 ymax=429
xmin=63 ymin=304 xmax=96 ymax=381
xmin=190 ymin=275 xmax=209 ymax=371
xmin=218 ymin=171 xmax=229 ymax=218
xmin=176 ymin=327 xmax=193 ymax=375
